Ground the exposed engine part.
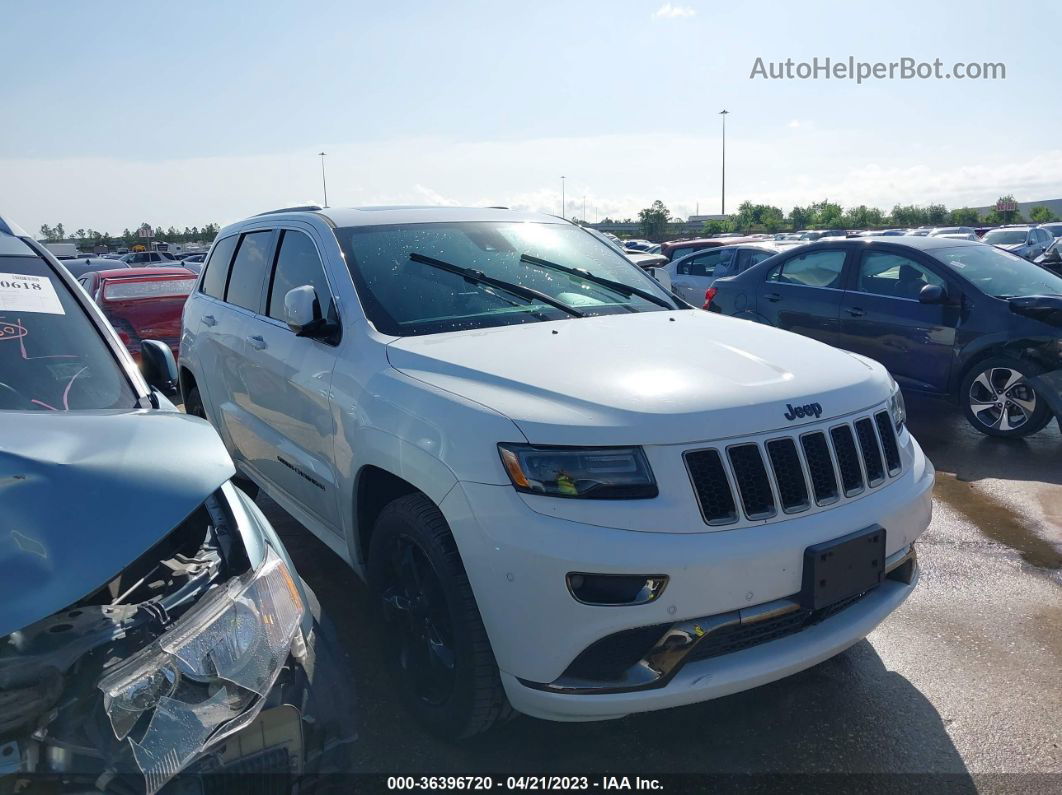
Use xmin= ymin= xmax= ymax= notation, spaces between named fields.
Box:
xmin=0 ymin=490 xmax=250 ymax=787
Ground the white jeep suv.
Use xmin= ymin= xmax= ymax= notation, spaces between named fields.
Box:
xmin=180 ymin=206 xmax=934 ymax=737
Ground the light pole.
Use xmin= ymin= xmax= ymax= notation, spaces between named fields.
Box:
xmin=583 ymin=195 xmax=586 ymax=223
xmin=561 ymin=176 xmax=566 ymax=219
xmin=318 ymin=152 xmax=329 ymax=208
xmin=719 ymin=110 xmax=728 ymax=216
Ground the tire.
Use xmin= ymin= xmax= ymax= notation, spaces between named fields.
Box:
xmin=959 ymin=357 xmax=1053 ymax=438
xmin=368 ymin=493 xmax=513 ymax=738
xmin=184 ymin=384 xmax=206 ymax=419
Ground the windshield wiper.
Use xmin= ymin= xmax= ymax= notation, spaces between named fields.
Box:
xmin=409 ymin=252 xmax=585 ymax=318
xmin=520 ymin=253 xmax=675 ymax=310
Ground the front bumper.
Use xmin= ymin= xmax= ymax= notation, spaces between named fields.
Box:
xmin=440 ymin=434 xmax=934 ymax=721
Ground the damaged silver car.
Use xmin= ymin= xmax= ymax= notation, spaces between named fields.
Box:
xmin=0 ymin=216 xmax=351 ymax=792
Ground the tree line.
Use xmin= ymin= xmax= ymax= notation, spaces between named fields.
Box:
xmin=37 ymin=222 xmax=221 ymax=249
xmin=620 ymin=195 xmax=1058 ymax=241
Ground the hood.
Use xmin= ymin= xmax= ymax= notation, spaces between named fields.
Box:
xmin=995 ymin=242 xmax=1024 ymax=251
xmin=0 ymin=410 xmax=235 ymax=638
xmin=386 ymin=311 xmax=892 ymax=446
xmin=1009 ymin=294 xmax=1062 ymax=327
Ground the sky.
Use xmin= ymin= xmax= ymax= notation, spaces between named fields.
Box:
xmin=1 ymin=0 xmax=1061 ymax=234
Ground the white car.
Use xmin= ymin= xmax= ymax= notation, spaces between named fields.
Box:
xmin=667 ymin=243 xmax=784 ymax=304
xmin=179 ymin=206 xmax=934 ymax=737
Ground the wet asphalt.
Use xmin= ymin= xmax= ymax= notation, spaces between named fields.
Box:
xmin=266 ymin=393 xmax=1062 ymax=786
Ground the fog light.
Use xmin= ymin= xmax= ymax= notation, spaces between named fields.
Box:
xmin=566 ymin=573 xmax=668 ymax=606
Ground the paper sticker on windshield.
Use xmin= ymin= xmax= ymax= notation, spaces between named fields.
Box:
xmin=0 ymin=273 xmax=65 ymax=315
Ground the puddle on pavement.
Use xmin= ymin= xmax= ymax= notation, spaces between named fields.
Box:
xmin=934 ymin=474 xmax=1062 ymax=570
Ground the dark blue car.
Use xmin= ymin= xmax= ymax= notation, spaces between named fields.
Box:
xmin=709 ymin=237 xmax=1062 ymax=438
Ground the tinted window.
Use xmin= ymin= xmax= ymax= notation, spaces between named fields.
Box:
xmin=225 ymin=232 xmax=273 ymax=311
xmin=200 ymin=235 xmax=238 ymax=299
xmin=0 ymin=255 xmax=136 ymax=411
xmin=267 ymin=230 xmax=334 ymax=321
xmin=0 ymin=236 xmax=33 ymax=256
xmin=678 ymin=250 xmax=721 ymax=277
xmin=983 ymin=229 xmax=1027 ymax=245
xmin=856 ymin=252 xmax=944 ymax=299
xmin=744 ymin=250 xmax=775 ymax=269
xmin=767 ymin=250 xmax=846 ymax=288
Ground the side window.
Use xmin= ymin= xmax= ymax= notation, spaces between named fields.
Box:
xmin=766 ymin=250 xmax=846 ymax=288
xmin=679 ymin=250 xmax=719 ymax=277
xmin=267 ymin=230 xmax=335 ymax=322
xmin=200 ymin=235 xmax=239 ymax=299
xmin=856 ymin=251 xmax=944 ymax=300
xmin=225 ymin=231 xmax=273 ymax=311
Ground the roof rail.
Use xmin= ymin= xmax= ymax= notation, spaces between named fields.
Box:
xmin=0 ymin=213 xmax=30 ymax=237
xmin=253 ymin=204 xmax=324 ymax=217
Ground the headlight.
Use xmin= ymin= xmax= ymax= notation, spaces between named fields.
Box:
xmin=99 ymin=548 xmax=303 ymax=794
xmin=888 ymin=377 xmax=906 ymax=432
xmin=498 ymin=443 xmax=657 ymax=499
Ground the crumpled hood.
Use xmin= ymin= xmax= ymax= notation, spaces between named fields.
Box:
xmin=0 ymin=411 xmax=235 ymax=638
xmin=386 ymin=311 xmax=892 ymax=446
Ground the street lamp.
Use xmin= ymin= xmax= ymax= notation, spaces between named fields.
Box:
xmin=561 ymin=176 xmax=566 ymax=219
xmin=318 ymin=152 xmax=329 ymax=208
xmin=719 ymin=110 xmax=729 ymax=216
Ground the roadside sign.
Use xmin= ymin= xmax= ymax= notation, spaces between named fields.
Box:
xmin=995 ymin=199 xmax=1017 ymax=213
xmin=138 ymin=224 xmax=153 ymax=239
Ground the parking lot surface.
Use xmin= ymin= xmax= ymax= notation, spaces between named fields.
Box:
xmin=265 ymin=394 xmax=1061 ymax=785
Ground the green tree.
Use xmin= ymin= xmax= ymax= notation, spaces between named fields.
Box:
xmin=890 ymin=204 xmax=929 ymax=227
xmin=39 ymin=224 xmax=54 ymax=241
xmin=55 ymin=223 xmax=65 ymax=240
xmin=735 ymin=202 xmax=786 ymax=232
xmin=843 ymin=205 xmax=886 ymax=229
xmin=925 ymin=204 xmax=948 ymax=225
xmin=701 ymin=218 xmax=736 ymax=236
xmin=949 ymin=207 xmax=979 ymax=225
xmin=1029 ymin=206 xmax=1058 ymax=223
xmin=789 ymin=205 xmax=811 ymax=230
xmin=638 ymin=200 xmax=672 ymax=242
xmin=808 ymin=199 xmax=843 ymax=228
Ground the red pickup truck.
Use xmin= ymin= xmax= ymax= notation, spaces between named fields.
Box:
xmin=77 ymin=267 xmax=197 ymax=361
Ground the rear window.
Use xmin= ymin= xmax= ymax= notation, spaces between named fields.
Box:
xmin=200 ymin=235 xmax=238 ymax=299
xmin=103 ymin=277 xmax=197 ymax=300
xmin=225 ymin=231 xmax=273 ymax=311
xmin=0 ymin=255 xmax=136 ymax=411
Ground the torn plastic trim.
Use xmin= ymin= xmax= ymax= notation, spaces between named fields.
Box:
xmin=98 ymin=547 xmax=304 ymax=793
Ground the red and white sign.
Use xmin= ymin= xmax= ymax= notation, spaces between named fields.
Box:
xmin=995 ymin=199 xmax=1018 ymax=213
xmin=138 ymin=224 xmax=153 ymax=239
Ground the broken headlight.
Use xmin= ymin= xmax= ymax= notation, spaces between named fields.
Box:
xmin=98 ymin=548 xmax=303 ymax=793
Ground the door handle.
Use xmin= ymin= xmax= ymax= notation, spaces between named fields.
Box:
xmin=764 ymin=292 xmax=781 ymax=302
xmin=248 ymin=335 xmax=267 ymax=350
xmin=202 ymin=314 xmax=217 ymax=326
xmin=846 ymin=307 xmax=865 ymax=317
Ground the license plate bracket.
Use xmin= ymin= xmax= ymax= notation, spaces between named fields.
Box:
xmin=801 ymin=525 xmax=886 ymax=611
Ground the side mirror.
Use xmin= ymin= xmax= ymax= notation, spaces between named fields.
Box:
xmin=648 ymin=267 xmax=672 ymax=291
xmin=918 ymin=284 xmax=947 ymax=304
xmin=140 ymin=340 xmax=178 ymax=396
xmin=284 ymin=285 xmax=326 ymax=337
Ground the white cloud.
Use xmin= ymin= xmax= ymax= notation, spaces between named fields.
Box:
xmin=3 ymin=133 xmax=1061 ymax=233
xmin=651 ymin=3 xmax=696 ymax=21
xmin=787 ymin=120 xmax=801 ymax=128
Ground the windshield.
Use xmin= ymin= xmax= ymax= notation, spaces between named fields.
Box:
xmin=335 ymin=221 xmax=678 ymax=336
xmin=983 ymin=229 xmax=1028 ymax=245
xmin=0 ymin=254 xmax=137 ymax=411
xmin=931 ymin=245 xmax=1062 ymax=298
